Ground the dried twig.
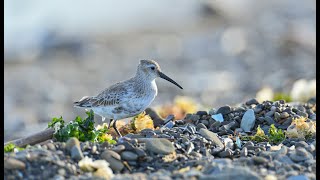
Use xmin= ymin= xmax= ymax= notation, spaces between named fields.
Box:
xmin=4 ymin=128 xmax=55 ymax=148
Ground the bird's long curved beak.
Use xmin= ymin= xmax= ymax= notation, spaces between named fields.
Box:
xmin=158 ymin=71 xmax=183 ymax=89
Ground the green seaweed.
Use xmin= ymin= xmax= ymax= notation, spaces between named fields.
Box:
xmin=4 ymin=143 xmax=24 ymax=153
xmin=48 ymin=110 xmax=116 ymax=144
xmin=241 ymin=124 xmax=286 ymax=145
xmin=268 ymin=124 xmax=285 ymax=144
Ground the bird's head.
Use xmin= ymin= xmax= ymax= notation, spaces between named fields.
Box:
xmin=137 ymin=59 xmax=183 ymax=89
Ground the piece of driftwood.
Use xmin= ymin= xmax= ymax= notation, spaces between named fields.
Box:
xmin=4 ymin=128 xmax=55 ymax=148
xmin=145 ymin=107 xmax=165 ymax=128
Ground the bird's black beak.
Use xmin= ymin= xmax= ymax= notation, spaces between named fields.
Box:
xmin=158 ymin=71 xmax=183 ymax=89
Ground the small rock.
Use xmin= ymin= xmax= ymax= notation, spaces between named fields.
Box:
xmin=196 ymin=111 xmax=208 ymax=116
xmin=211 ymin=122 xmax=222 ymax=130
xmin=101 ymin=150 xmax=124 ymax=172
xmin=58 ymin=168 xmax=66 ymax=176
xmin=247 ymin=150 xmax=256 ymax=156
xmin=252 ymin=156 xmax=268 ymax=165
xmin=297 ymin=111 xmax=308 ymax=118
xmin=196 ymin=123 xmax=207 ymax=130
xmin=289 ymin=147 xmax=313 ymax=162
xmin=309 ymin=114 xmax=316 ymax=120
xmin=211 ymin=147 xmax=224 ymax=156
xmin=216 ymin=105 xmax=232 ymax=115
xmin=100 ymin=142 xmax=110 ymax=149
xmin=183 ymin=124 xmax=197 ymax=134
xmin=240 ymin=147 xmax=248 ymax=157
xmin=243 ymin=141 xmax=254 ymax=148
xmin=264 ymin=116 xmax=275 ymax=125
xmin=287 ymin=175 xmax=309 ymax=180
xmin=297 ymin=106 xmax=306 ymax=112
xmin=199 ymin=128 xmax=224 ymax=147
xmin=277 ymin=155 xmax=294 ymax=164
xmin=264 ymin=175 xmax=278 ymax=180
xmin=307 ymin=144 xmax=315 ymax=153
xmin=200 ymin=120 xmax=209 ymax=126
xmin=112 ymin=145 xmax=126 ymax=153
xmin=121 ymin=151 xmax=138 ymax=161
xmin=223 ymin=138 xmax=234 ymax=150
xmin=118 ymin=141 xmax=135 ymax=151
xmin=218 ymin=149 xmax=232 ymax=158
xmin=240 ymin=109 xmax=256 ymax=132
xmin=91 ymin=145 xmax=97 ymax=154
xmin=234 ymin=128 xmax=244 ymax=134
xmin=295 ymin=141 xmax=309 ymax=149
xmin=274 ymin=112 xmax=281 ymax=120
xmin=245 ymin=98 xmax=259 ymax=106
xmin=257 ymin=117 xmax=265 ymax=123
xmin=265 ymin=111 xmax=275 ymax=117
xmin=233 ymin=149 xmax=241 ymax=156
xmin=93 ymin=167 xmax=114 ymax=180
xmin=201 ymin=147 xmax=212 ymax=157
xmin=101 ymin=150 xmax=121 ymax=160
xmin=71 ymin=145 xmax=84 ymax=161
xmin=145 ymin=138 xmax=175 ymax=155
xmin=278 ymin=124 xmax=290 ymax=130
xmin=46 ymin=143 xmax=56 ymax=151
xmin=223 ymin=121 xmax=237 ymax=131
xmin=134 ymin=148 xmax=147 ymax=158
xmin=211 ymin=113 xmax=224 ymax=122
xmin=185 ymin=114 xmax=200 ymax=122
xmin=282 ymin=118 xmax=293 ymax=126
xmin=66 ymin=137 xmax=80 ymax=151
xmin=4 ymin=158 xmax=26 ymax=170
xmin=254 ymin=107 xmax=262 ymax=113
xmin=162 ymin=121 xmax=175 ymax=129
xmin=270 ymin=106 xmax=277 ymax=112
xmin=235 ymin=136 xmax=242 ymax=148
xmin=280 ymin=112 xmax=290 ymax=119
xmin=270 ymin=145 xmax=281 ymax=151
xmin=186 ymin=142 xmax=195 ymax=155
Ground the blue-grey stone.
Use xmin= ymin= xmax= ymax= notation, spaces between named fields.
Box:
xmin=240 ymin=109 xmax=256 ymax=132
xmin=199 ymin=128 xmax=224 ymax=147
xmin=70 ymin=145 xmax=84 ymax=161
xmin=287 ymin=175 xmax=309 ymax=180
xmin=212 ymin=113 xmax=224 ymax=122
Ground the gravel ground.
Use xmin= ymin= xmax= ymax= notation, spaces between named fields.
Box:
xmin=4 ymin=98 xmax=316 ymax=180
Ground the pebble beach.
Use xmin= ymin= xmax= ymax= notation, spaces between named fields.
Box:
xmin=4 ymin=98 xmax=316 ymax=180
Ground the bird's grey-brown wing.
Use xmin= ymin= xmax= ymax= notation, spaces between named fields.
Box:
xmin=73 ymin=80 xmax=132 ymax=108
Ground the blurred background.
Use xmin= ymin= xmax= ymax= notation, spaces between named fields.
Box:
xmin=4 ymin=0 xmax=316 ymax=141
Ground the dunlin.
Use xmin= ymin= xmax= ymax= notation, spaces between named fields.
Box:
xmin=74 ymin=60 xmax=183 ymax=137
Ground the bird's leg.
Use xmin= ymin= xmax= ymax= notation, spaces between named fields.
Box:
xmin=112 ymin=120 xmax=122 ymax=137
xmin=108 ymin=119 xmax=114 ymax=129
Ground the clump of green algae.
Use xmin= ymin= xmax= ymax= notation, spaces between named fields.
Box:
xmin=241 ymin=124 xmax=285 ymax=145
xmin=48 ymin=110 xmax=116 ymax=144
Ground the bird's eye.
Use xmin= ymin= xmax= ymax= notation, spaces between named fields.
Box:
xmin=150 ymin=66 xmax=155 ymax=70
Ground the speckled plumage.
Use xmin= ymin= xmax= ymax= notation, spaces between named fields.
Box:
xmin=74 ymin=60 xmax=183 ymax=136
